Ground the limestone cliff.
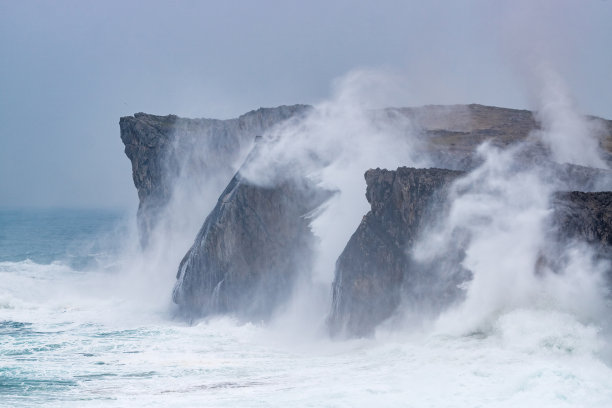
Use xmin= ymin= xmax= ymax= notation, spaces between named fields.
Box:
xmin=329 ymin=167 xmax=612 ymax=338
xmin=119 ymin=104 xmax=612 ymax=332
xmin=120 ymin=105 xmax=311 ymax=245
xmin=328 ymin=167 xmax=465 ymax=337
xmin=120 ymin=104 xmax=612 ymax=247
xmin=172 ymin=144 xmax=329 ymax=320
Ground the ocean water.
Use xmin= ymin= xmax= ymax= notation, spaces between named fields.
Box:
xmin=1 ymin=208 xmax=612 ymax=407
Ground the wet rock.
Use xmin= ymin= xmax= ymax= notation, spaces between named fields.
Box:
xmin=120 ymin=105 xmax=311 ymax=246
xmin=328 ymin=167 xmax=464 ymax=337
xmin=172 ymin=146 xmax=329 ymax=320
xmin=551 ymin=191 xmax=612 ymax=264
xmin=329 ymin=167 xmax=612 ymax=338
xmin=120 ymin=104 xmax=612 ymax=247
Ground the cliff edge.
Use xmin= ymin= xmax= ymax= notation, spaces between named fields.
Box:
xmin=120 ymin=105 xmax=311 ymax=246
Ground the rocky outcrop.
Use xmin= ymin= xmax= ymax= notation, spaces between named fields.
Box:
xmin=172 ymin=145 xmax=329 ymax=320
xmin=119 ymin=104 xmax=612 ymax=331
xmin=329 ymin=167 xmax=612 ymax=338
xmin=551 ymin=191 xmax=612 ymax=263
xmin=328 ymin=167 xmax=466 ymax=337
xmin=120 ymin=104 xmax=612 ymax=247
xmin=120 ymin=105 xmax=311 ymax=246
xmin=402 ymin=104 xmax=612 ymax=171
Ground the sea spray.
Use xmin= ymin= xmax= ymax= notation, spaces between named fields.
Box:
xmin=418 ymin=145 xmax=609 ymax=338
xmin=236 ymin=70 xmax=424 ymax=331
xmin=530 ymin=65 xmax=609 ymax=169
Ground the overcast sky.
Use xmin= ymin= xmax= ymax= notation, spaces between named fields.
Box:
xmin=1 ymin=0 xmax=611 ymax=209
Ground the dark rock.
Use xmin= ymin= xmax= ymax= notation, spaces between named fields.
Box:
xmin=329 ymin=167 xmax=612 ymax=338
xmin=118 ymin=104 xmax=612 ymax=331
xmin=328 ymin=167 xmax=465 ymax=337
xmin=172 ymin=145 xmax=329 ymax=320
xmin=550 ymin=191 xmax=612 ymax=264
xmin=120 ymin=104 xmax=612 ymax=247
xmin=120 ymin=105 xmax=312 ymax=246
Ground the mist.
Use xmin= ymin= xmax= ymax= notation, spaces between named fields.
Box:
xmin=122 ymin=62 xmax=609 ymax=343
xmin=2 ymin=1 xmax=612 ymax=209
xmin=3 ymin=2 xmax=612 ymax=405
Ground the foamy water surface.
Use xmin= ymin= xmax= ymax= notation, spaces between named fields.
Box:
xmin=2 ymin=256 xmax=612 ymax=408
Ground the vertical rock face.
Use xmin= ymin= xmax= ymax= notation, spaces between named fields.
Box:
xmin=551 ymin=191 xmax=612 ymax=266
xmin=119 ymin=104 xmax=612 ymax=248
xmin=118 ymin=104 xmax=612 ymax=332
xmin=120 ymin=113 xmax=177 ymax=245
xmin=172 ymin=149 xmax=328 ymax=320
xmin=329 ymin=168 xmax=612 ymax=338
xmin=328 ymin=167 xmax=465 ymax=337
xmin=119 ymin=105 xmax=311 ymax=246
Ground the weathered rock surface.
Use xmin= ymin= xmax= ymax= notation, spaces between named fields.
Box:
xmin=120 ymin=105 xmax=311 ymax=245
xmin=329 ymin=167 xmax=612 ymax=338
xmin=328 ymin=167 xmax=465 ymax=337
xmin=403 ymin=104 xmax=612 ymax=171
xmin=172 ymin=145 xmax=328 ymax=319
xmin=120 ymin=104 xmax=612 ymax=247
xmin=119 ymin=104 xmax=612 ymax=331
xmin=551 ymin=191 xmax=612 ymax=262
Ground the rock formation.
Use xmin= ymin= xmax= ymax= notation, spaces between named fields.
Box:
xmin=120 ymin=104 xmax=612 ymax=333
xmin=172 ymin=143 xmax=329 ymax=320
xmin=327 ymin=167 xmax=466 ymax=337
xmin=120 ymin=105 xmax=311 ymax=246
xmin=551 ymin=191 xmax=612 ymax=264
xmin=328 ymin=167 xmax=612 ymax=337
xmin=403 ymin=104 xmax=612 ymax=172
xmin=120 ymin=105 xmax=612 ymax=247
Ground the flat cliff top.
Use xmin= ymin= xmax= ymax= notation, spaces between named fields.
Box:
xmin=398 ymin=104 xmax=612 ymax=157
xmin=121 ymin=103 xmax=612 ymax=158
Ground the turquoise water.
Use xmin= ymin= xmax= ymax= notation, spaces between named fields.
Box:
xmin=0 ymin=209 xmax=129 ymax=406
xmin=0 ymin=208 xmax=125 ymax=267
xmin=1 ymin=208 xmax=612 ymax=407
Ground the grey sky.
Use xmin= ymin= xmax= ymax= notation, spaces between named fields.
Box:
xmin=1 ymin=0 xmax=611 ymax=209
